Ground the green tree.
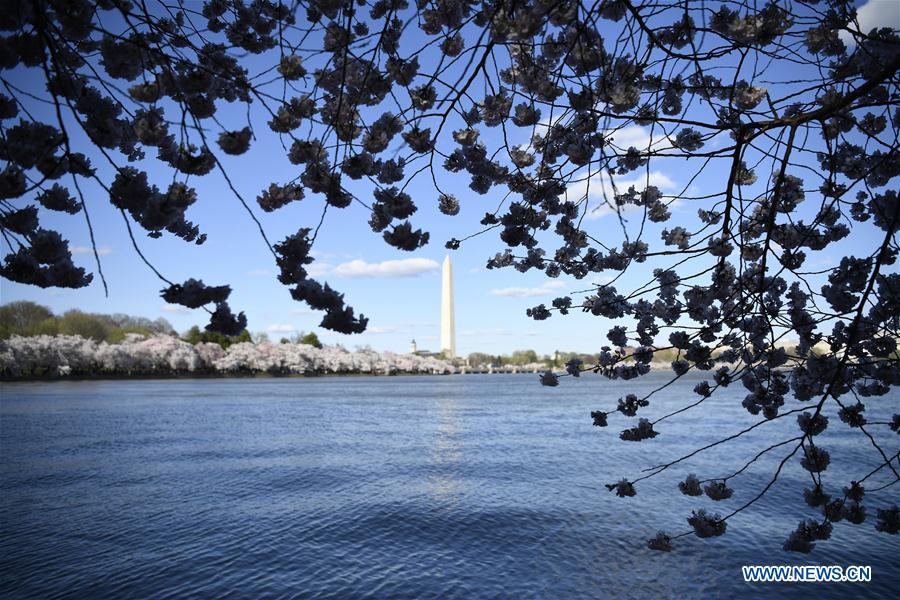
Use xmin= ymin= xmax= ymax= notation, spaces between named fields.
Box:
xmin=298 ymin=332 xmax=322 ymax=348
xmin=466 ymin=352 xmax=493 ymax=367
xmin=182 ymin=324 xmax=251 ymax=349
xmin=107 ymin=313 xmax=174 ymax=335
xmin=33 ymin=317 xmax=60 ymax=337
xmin=509 ymin=349 xmax=539 ymax=365
xmin=0 ymin=301 xmax=54 ymax=338
xmin=182 ymin=325 xmax=204 ymax=345
xmin=57 ymin=310 xmax=112 ymax=341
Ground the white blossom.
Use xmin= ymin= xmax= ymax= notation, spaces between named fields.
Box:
xmin=0 ymin=335 xmax=456 ymax=378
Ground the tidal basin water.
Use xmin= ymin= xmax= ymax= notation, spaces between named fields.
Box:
xmin=1 ymin=373 xmax=897 ymax=598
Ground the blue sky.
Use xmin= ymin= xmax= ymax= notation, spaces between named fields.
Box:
xmin=2 ymin=0 xmax=897 ymax=355
xmin=0 ymin=72 xmax=611 ymax=355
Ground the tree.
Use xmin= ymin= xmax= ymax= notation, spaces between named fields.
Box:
xmin=56 ymin=309 xmax=112 ymax=341
xmin=182 ymin=324 xmax=251 ymax=349
xmin=106 ymin=313 xmax=174 ymax=336
xmin=0 ymin=332 xmax=456 ymax=377
xmin=510 ymin=349 xmax=539 ymax=365
xmin=0 ymin=0 xmax=898 ymax=552
xmin=467 ymin=352 xmax=494 ymax=367
xmin=0 ymin=301 xmax=175 ymax=341
xmin=182 ymin=325 xmax=205 ymax=346
xmin=0 ymin=300 xmax=53 ymax=337
xmin=298 ymin=331 xmax=323 ymax=348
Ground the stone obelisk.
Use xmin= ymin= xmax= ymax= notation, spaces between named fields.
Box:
xmin=440 ymin=255 xmax=456 ymax=359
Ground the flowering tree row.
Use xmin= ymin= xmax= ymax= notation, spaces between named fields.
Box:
xmin=0 ymin=334 xmax=456 ymax=377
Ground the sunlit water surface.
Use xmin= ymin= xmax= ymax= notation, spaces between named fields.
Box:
xmin=1 ymin=373 xmax=897 ymax=598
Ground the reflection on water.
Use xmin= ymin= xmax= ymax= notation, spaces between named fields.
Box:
xmin=430 ymin=396 xmax=464 ymax=501
xmin=0 ymin=374 xmax=897 ymax=598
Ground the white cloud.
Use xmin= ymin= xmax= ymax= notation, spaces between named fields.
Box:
xmin=567 ymin=169 xmax=676 ymax=202
xmin=460 ymin=328 xmax=542 ymax=337
xmin=161 ymin=304 xmax=190 ymax=314
xmin=533 ymin=121 xmax=668 ymax=153
xmin=559 ymin=125 xmax=678 ymax=220
xmin=620 ymin=170 xmax=677 ymax=191
xmin=531 ymin=111 xmax=568 ymax=138
xmin=840 ymin=0 xmax=900 ymax=47
xmin=330 ymin=258 xmax=440 ymax=278
xmin=606 ymin=125 xmax=678 ymax=154
xmin=366 ymin=325 xmax=402 ymax=334
xmin=71 ymin=245 xmax=112 ymax=256
xmin=563 ymin=168 xmax=679 ymax=221
xmin=489 ymin=287 xmax=553 ymax=298
xmin=306 ymin=262 xmax=334 ymax=278
xmin=399 ymin=321 xmax=437 ymax=328
xmin=363 ymin=323 xmax=437 ymax=334
xmin=266 ymin=324 xmax=296 ymax=333
xmin=490 ymin=279 xmax=569 ymax=298
xmin=461 ymin=328 xmax=513 ymax=337
xmin=607 ymin=125 xmax=661 ymax=151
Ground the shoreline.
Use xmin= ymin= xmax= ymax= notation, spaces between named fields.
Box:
xmin=0 ymin=364 xmax=689 ymax=383
xmin=0 ymin=370 xmax=461 ymax=383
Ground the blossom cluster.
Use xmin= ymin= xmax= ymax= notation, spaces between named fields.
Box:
xmin=0 ymin=334 xmax=456 ymax=378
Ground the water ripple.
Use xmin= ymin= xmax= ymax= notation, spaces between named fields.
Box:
xmin=1 ymin=375 xmax=897 ymax=598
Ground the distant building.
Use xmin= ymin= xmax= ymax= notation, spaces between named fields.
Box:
xmin=409 ymin=339 xmax=439 ymax=357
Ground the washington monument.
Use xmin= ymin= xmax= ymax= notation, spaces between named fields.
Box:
xmin=440 ymin=255 xmax=456 ymax=358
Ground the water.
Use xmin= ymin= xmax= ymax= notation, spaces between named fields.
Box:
xmin=1 ymin=373 xmax=897 ymax=598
